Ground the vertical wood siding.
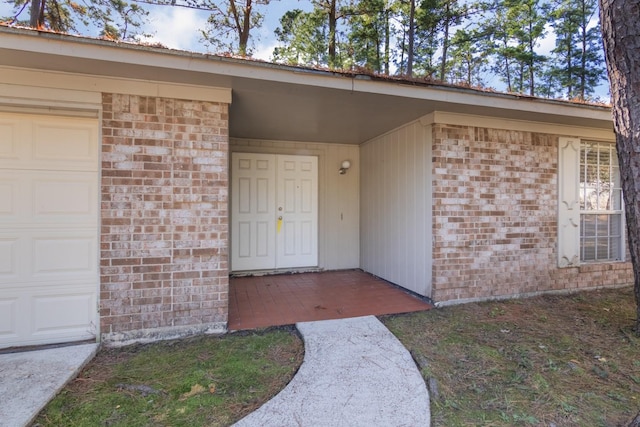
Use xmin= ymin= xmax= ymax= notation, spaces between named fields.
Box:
xmin=360 ymin=121 xmax=432 ymax=297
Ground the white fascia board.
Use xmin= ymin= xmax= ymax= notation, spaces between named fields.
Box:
xmin=0 ymin=66 xmax=231 ymax=104
xmin=2 ymin=28 xmax=610 ymax=122
xmin=1 ymin=29 xmax=352 ymax=91
xmin=420 ymin=111 xmax=614 ymax=140
xmin=350 ymin=78 xmax=612 ymax=123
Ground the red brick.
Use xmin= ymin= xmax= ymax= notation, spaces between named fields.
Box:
xmin=100 ymin=93 xmax=229 ymax=337
xmin=432 ymin=125 xmax=633 ymax=303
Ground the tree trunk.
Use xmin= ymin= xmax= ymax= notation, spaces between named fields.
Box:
xmin=567 ymin=37 xmax=573 ymax=98
xmin=528 ymin=18 xmax=535 ymax=96
xmin=229 ymin=0 xmax=251 ymax=57
xmin=407 ymin=0 xmax=415 ymax=77
xmin=599 ymin=0 xmax=640 ymax=335
xmin=384 ymin=6 xmax=390 ymax=75
xmin=580 ymin=27 xmax=585 ymax=99
xmin=328 ymin=0 xmax=337 ymax=68
xmin=439 ymin=1 xmax=451 ymax=82
xmin=240 ymin=0 xmax=252 ymax=56
xmin=29 ymin=0 xmax=44 ymax=28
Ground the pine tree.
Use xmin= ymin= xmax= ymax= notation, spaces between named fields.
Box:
xmin=484 ymin=0 xmax=548 ymax=95
xmin=447 ymin=28 xmax=489 ymax=87
xmin=345 ymin=0 xmax=387 ymax=72
xmin=273 ymin=8 xmax=329 ymax=66
xmin=200 ymin=0 xmax=271 ymax=57
xmin=548 ymin=0 xmax=604 ymax=100
xmin=4 ymin=0 xmax=147 ymax=39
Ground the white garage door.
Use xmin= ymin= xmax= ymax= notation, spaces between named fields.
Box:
xmin=0 ymin=111 xmax=99 ymax=349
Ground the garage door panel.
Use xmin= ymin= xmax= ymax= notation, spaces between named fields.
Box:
xmin=33 ymin=173 xmax=97 ymax=218
xmin=0 ymin=174 xmax=22 ymax=218
xmin=0 ymin=111 xmax=98 ymax=349
xmin=32 ymin=234 xmax=97 ymax=277
xmin=0 ymin=113 xmax=97 ymax=171
xmin=0 ymin=297 xmax=18 ymax=338
xmin=32 ymin=292 xmax=96 ymax=336
xmin=0 ymin=170 xmax=97 ymax=224
xmin=0 ymin=281 xmax=96 ymax=347
xmin=0 ymin=237 xmax=19 ymax=279
xmin=33 ymin=119 xmax=97 ymax=165
xmin=0 ymin=119 xmax=20 ymax=160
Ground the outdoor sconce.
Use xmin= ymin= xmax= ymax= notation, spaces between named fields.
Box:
xmin=339 ymin=160 xmax=351 ymax=175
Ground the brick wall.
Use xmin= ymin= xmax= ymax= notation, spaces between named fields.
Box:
xmin=432 ymin=124 xmax=633 ymax=303
xmin=100 ymin=94 xmax=229 ymax=343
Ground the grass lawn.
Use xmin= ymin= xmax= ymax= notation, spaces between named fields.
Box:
xmin=34 ymin=287 xmax=640 ymax=426
xmin=33 ymin=327 xmax=303 ymax=427
xmin=383 ymin=286 xmax=640 ymax=426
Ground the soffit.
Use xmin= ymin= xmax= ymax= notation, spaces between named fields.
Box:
xmin=0 ymin=27 xmax=614 ymax=145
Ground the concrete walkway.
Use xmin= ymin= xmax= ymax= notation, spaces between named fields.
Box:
xmin=1 ymin=316 xmax=429 ymax=427
xmin=234 ymin=315 xmax=431 ymax=427
xmin=0 ymin=343 xmax=98 ymax=427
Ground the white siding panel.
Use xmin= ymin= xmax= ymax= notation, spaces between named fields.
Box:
xmin=361 ymin=120 xmax=432 ymax=297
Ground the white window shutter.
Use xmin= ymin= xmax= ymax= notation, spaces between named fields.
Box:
xmin=558 ymin=137 xmax=581 ymax=267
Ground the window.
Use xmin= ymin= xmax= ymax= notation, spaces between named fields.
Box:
xmin=558 ymin=137 xmax=624 ymax=267
xmin=579 ymin=141 xmax=623 ymax=262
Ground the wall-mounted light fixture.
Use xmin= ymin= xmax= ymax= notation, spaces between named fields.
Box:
xmin=339 ymin=160 xmax=351 ymax=175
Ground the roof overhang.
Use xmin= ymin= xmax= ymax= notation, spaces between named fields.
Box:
xmin=0 ymin=26 xmax=614 ymax=144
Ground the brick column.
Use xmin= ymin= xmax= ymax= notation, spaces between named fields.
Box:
xmin=100 ymin=94 xmax=229 ymax=344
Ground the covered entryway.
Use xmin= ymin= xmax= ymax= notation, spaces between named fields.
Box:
xmin=228 ymin=270 xmax=432 ymax=330
xmin=231 ymin=153 xmax=318 ymax=271
xmin=0 ymin=111 xmax=99 ymax=349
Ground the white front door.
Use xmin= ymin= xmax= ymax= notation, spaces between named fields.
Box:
xmin=231 ymin=153 xmax=318 ymax=271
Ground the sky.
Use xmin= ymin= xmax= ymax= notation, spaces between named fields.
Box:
xmin=0 ymin=0 xmax=609 ymax=98
xmin=0 ymin=1 xmax=310 ymax=61
xmin=134 ymin=1 xmax=313 ymax=61
xmin=0 ymin=0 xmax=575 ymax=65
xmin=136 ymin=0 xmax=556 ymax=91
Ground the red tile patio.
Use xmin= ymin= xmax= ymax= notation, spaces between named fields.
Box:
xmin=228 ymin=269 xmax=432 ymax=331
